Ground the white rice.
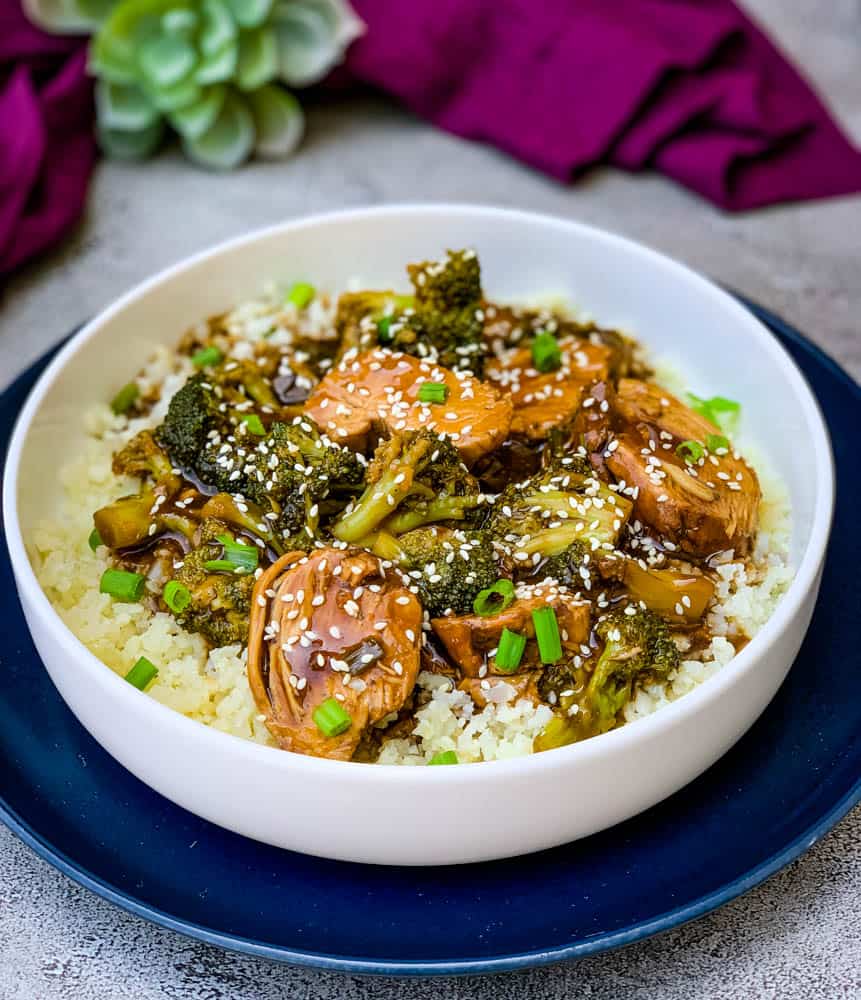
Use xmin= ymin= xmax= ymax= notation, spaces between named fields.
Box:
xmin=29 ymin=293 xmax=794 ymax=764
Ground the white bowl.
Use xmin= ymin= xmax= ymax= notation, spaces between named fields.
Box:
xmin=2 ymin=205 xmax=834 ymax=866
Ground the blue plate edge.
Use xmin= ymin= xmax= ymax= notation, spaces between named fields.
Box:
xmin=0 ymin=299 xmax=858 ymax=977
xmin=1 ymin=770 xmax=859 ymax=977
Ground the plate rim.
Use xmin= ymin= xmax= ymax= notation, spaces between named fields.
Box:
xmin=0 ymin=298 xmax=858 ymax=977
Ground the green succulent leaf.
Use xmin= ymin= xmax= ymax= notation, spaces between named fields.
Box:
xmin=272 ymin=0 xmax=363 ymax=87
xmin=138 ymin=32 xmax=198 ymax=88
xmin=161 ymin=7 xmax=198 ymax=35
xmin=168 ymin=83 xmax=226 ymax=138
xmin=246 ymin=84 xmax=304 ymax=158
xmin=225 ymin=0 xmax=274 ymax=29
xmin=90 ymin=29 xmax=138 ymax=84
xmin=182 ymin=89 xmax=255 ymax=169
xmin=198 ymin=0 xmax=237 ymax=56
xmin=98 ymin=118 xmax=165 ymax=159
xmin=23 ymin=0 xmax=117 ymax=33
xmin=146 ymin=75 xmax=202 ymax=111
xmin=72 ymin=0 xmax=353 ymax=168
xmin=96 ymin=79 xmax=160 ymax=131
xmin=235 ymin=27 xmax=279 ymax=91
xmin=195 ymin=41 xmax=239 ymax=84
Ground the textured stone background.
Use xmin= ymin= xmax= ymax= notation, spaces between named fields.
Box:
xmin=1 ymin=1 xmax=859 ymax=997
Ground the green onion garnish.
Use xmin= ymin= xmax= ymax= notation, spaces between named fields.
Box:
xmin=313 ymin=697 xmax=352 ymax=737
xmin=473 ymin=579 xmax=515 ymax=617
xmin=240 ymin=413 xmax=266 ymax=435
xmin=163 ymin=580 xmax=191 ymax=613
xmin=125 ymin=656 xmax=158 ymax=690
xmin=100 ymin=568 xmax=146 ymax=602
xmin=191 ymin=345 xmax=223 ymax=368
xmin=286 ymin=282 xmax=315 ymax=309
xmin=110 ymin=382 xmax=139 ymax=415
xmin=676 ymin=439 xmax=705 ymax=463
xmin=687 ymin=393 xmax=741 ymax=432
xmin=706 ymin=433 xmax=730 ymax=452
xmin=418 ymin=382 xmax=448 ymax=405
xmin=531 ymin=331 xmax=561 ymax=373
xmin=532 ymin=606 xmax=562 ymax=664
xmin=88 ymin=528 xmax=103 ymax=552
xmin=495 ymin=628 xmax=527 ymax=673
xmin=428 ymin=750 xmax=459 ymax=765
xmin=203 ymin=534 xmax=259 ymax=574
xmin=377 ymin=315 xmax=394 ymax=343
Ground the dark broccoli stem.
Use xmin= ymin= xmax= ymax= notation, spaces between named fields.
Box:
xmin=118 ymin=529 xmax=192 ymax=558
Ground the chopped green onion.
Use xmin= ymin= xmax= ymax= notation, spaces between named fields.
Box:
xmin=706 ymin=433 xmax=730 ymax=452
xmin=531 ymin=331 xmax=561 ymax=373
xmin=110 ymin=382 xmax=139 ymax=415
xmin=377 ymin=315 xmax=394 ymax=343
xmin=532 ymin=606 xmax=562 ymax=664
xmin=203 ymin=534 xmax=259 ymax=574
xmin=312 ymin=697 xmax=352 ymax=737
xmin=495 ymin=628 xmax=527 ymax=673
xmin=240 ymin=413 xmax=266 ymax=435
xmin=676 ymin=439 xmax=705 ymax=463
xmin=191 ymin=345 xmax=223 ymax=368
xmin=428 ymin=750 xmax=459 ymax=765
xmin=286 ymin=282 xmax=315 ymax=309
xmin=687 ymin=393 xmax=741 ymax=432
xmin=100 ymin=568 xmax=146 ymax=602
xmin=88 ymin=528 xmax=103 ymax=552
xmin=473 ymin=579 xmax=515 ymax=617
xmin=163 ymin=580 xmax=192 ymax=613
xmin=418 ymin=382 xmax=448 ymax=405
xmin=125 ymin=656 xmax=158 ymax=690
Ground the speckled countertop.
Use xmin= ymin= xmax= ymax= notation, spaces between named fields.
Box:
xmin=1 ymin=1 xmax=859 ymax=997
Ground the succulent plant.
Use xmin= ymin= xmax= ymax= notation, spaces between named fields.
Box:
xmin=25 ymin=0 xmax=363 ymax=168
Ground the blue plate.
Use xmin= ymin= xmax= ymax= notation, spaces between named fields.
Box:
xmin=0 ymin=301 xmax=859 ymax=977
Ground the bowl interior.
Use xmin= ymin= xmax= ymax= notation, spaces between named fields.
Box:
xmin=13 ymin=207 xmax=823 ymax=573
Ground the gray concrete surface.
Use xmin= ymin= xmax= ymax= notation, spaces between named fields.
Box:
xmin=1 ymin=1 xmax=859 ymax=997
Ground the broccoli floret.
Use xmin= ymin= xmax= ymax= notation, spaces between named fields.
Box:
xmin=538 ymin=540 xmax=592 ymax=590
xmin=112 ymin=430 xmax=179 ymax=491
xmin=394 ymin=526 xmax=500 ymax=617
xmin=483 ymin=456 xmax=632 ymax=576
xmin=336 ymin=251 xmax=485 ymax=374
xmin=258 ymin=418 xmax=365 ymax=503
xmin=158 ymin=371 xmax=364 ymax=518
xmin=534 ymin=605 xmax=678 ymax=752
xmin=169 ymin=519 xmax=255 ymax=646
xmin=400 ymin=250 xmax=485 ymax=374
xmin=94 ymin=432 xmax=184 ymax=549
xmin=335 ymin=291 xmax=416 ymax=355
xmin=196 ymin=418 xmax=363 ymax=552
xmin=156 ymin=374 xmax=234 ymax=489
xmin=332 ymin=430 xmax=481 ymax=543
xmin=588 ymin=607 xmax=679 ymax=733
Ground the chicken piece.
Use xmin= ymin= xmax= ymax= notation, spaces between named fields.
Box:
xmin=246 ymin=547 xmax=422 ymax=760
xmin=483 ymin=304 xmax=637 ymax=377
xmin=605 ymin=379 xmax=761 ymax=557
xmin=484 ymin=337 xmax=612 ymax=439
xmin=303 ymin=348 xmax=512 ymax=465
xmin=459 ymin=672 xmax=544 ymax=709
xmin=431 ymin=583 xmax=591 ymax=677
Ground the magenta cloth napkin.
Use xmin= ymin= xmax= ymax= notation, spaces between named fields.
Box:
xmin=0 ymin=6 xmax=95 ymax=278
xmin=346 ymin=0 xmax=861 ymax=210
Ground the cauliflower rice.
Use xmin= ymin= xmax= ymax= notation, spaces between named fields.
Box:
xmin=30 ymin=286 xmax=793 ymax=764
